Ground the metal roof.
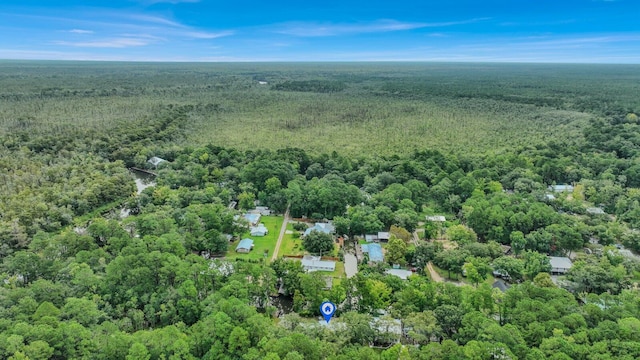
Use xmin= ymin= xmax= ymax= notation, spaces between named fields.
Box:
xmin=362 ymin=243 xmax=384 ymax=262
xmin=236 ymin=238 xmax=254 ymax=251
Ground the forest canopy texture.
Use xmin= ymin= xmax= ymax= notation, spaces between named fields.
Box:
xmin=0 ymin=62 xmax=640 ymax=359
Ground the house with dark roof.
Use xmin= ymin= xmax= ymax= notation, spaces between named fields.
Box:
xmin=235 ymin=239 xmax=254 ymax=253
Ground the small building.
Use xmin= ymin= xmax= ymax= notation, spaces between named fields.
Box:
xmin=548 ymin=184 xmax=574 ymax=193
xmin=545 ymin=194 xmax=556 ymax=201
xmin=377 ymin=232 xmax=390 ymax=242
xmin=385 ymin=268 xmax=413 ymax=280
xmin=250 ymin=223 xmax=269 ymax=237
xmin=501 ymin=245 xmax=512 ymax=255
xmin=492 ymin=279 xmax=510 ymax=292
xmin=303 ymin=222 xmax=335 ymax=237
xmin=147 ymin=156 xmax=167 ymax=169
xmin=365 ymin=234 xmax=378 ymax=242
xmin=243 ymin=213 xmax=261 ymax=226
xmin=361 ymin=243 xmax=384 ymax=263
xmin=235 ymin=239 xmax=254 ymax=253
xmin=586 ymin=207 xmax=606 ymax=215
xmin=426 ymin=215 xmax=446 ymax=222
xmin=301 ymin=255 xmax=336 ymax=272
xmin=252 ymin=206 xmax=272 ymax=216
xmin=549 ymin=256 xmax=573 ymax=274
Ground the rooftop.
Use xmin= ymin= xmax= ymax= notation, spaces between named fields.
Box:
xmin=549 ymin=256 xmax=573 ymax=270
xmin=243 ymin=213 xmax=261 ymax=225
xmin=385 ymin=268 xmax=413 ymax=280
xmin=426 ymin=215 xmax=446 ymax=222
xmin=549 ymin=184 xmax=574 ymax=193
xmin=362 ymin=243 xmax=384 ymax=262
xmin=304 ymin=222 xmax=335 ymax=237
xmin=236 ymin=238 xmax=254 ymax=251
xmin=147 ymin=156 xmax=167 ymax=167
xmin=300 ymin=255 xmax=336 ymax=272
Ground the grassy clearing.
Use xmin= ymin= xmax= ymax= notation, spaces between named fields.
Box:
xmin=279 ymin=223 xmax=305 ymax=256
xmin=226 ymin=216 xmax=284 ymax=261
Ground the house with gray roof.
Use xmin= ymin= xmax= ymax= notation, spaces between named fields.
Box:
xmin=385 ymin=268 xmax=414 ymax=280
xmin=549 ymin=184 xmax=574 ymax=193
xmin=147 ymin=156 xmax=167 ymax=169
xmin=250 ymin=223 xmax=269 ymax=237
xmin=300 ymin=255 xmax=336 ymax=272
xmin=549 ymin=256 xmax=573 ymax=274
xmin=303 ymin=222 xmax=335 ymax=237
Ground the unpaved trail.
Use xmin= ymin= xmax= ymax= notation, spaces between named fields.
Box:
xmin=271 ymin=206 xmax=290 ymax=261
xmin=426 ymin=262 xmax=444 ymax=282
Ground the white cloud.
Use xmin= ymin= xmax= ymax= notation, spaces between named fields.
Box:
xmin=273 ymin=18 xmax=490 ymax=37
xmin=53 ymin=36 xmax=155 ymax=48
xmin=183 ymin=30 xmax=235 ymax=39
xmin=69 ymin=29 xmax=94 ymax=34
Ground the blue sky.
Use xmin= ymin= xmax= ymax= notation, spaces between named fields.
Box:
xmin=0 ymin=0 xmax=638 ymax=62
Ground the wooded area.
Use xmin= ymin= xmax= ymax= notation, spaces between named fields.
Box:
xmin=1 ymin=61 xmax=639 ymax=359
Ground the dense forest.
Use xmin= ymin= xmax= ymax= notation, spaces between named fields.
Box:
xmin=1 ymin=62 xmax=640 ymax=359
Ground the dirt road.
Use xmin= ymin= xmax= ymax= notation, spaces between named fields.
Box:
xmin=426 ymin=262 xmax=444 ymax=282
xmin=271 ymin=207 xmax=290 ymax=261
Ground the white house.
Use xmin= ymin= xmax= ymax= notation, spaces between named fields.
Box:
xmin=300 ymin=255 xmax=336 ymax=272
xmin=250 ymin=223 xmax=269 ymax=237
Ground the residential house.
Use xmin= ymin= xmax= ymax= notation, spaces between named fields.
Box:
xmin=303 ymin=222 xmax=335 ymax=237
xmin=385 ymin=269 xmax=413 ymax=280
xmin=549 ymin=256 xmax=573 ymax=274
xmin=365 ymin=232 xmax=391 ymax=242
xmin=250 ymin=223 xmax=269 ymax=237
xmin=147 ymin=156 xmax=167 ymax=169
xmin=252 ymin=206 xmax=272 ymax=216
xmin=301 ymin=255 xmax=336 ymax=272
xmin=361 ymin=243 xmax=384 ymax=263
xmin=586 ymin=207 xmax=606 ymax=215
xmin=243 ymin=213 xmax=261 ymax=226
xmin=235 ymin=239 xmax=254 ymax=253
xmin=425 ymin=215 xmax=446 ymax=222
xmin=548 ymin=184 xmax=574 ymax=193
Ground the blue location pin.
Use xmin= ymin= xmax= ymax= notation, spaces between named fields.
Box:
xmin=320 ymin=301 xmax=336 ymax=323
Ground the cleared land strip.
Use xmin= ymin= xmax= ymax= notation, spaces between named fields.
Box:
xmin=271 ymin=206 xmax=290 ymax=261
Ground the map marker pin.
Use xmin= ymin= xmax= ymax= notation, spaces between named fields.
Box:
xmin=320 ymin=301 xmax=336 ymax=323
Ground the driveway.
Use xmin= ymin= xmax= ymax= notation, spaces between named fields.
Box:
xmin=344 ymin=253 xmax=358 ymax=278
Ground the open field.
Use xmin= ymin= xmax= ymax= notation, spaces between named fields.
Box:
xmin=279 ymin=223 xmax=304 ymax=256
xmin=2 ymin=62 xmax=639 ymax=156
xmin=226 ymin=216 xmax=284 ymax=260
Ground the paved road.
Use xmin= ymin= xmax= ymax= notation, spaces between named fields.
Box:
xmin=271 ymin=206 xmax=290 ymax=261
xmin=344 ymin=253 xmax=358 ymax=278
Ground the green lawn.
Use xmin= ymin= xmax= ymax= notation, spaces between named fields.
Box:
xmin=226 ymin=216 xmax=284 ymax=261
xmin=279 ymin=223 xmax=305 ymax=256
